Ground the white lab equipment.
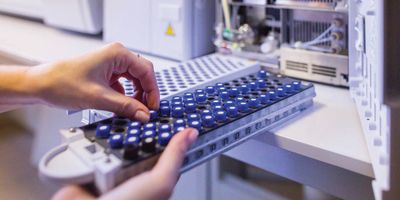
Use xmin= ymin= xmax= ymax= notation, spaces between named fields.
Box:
xmin=42 ymin=0 xmax=103 ymax=34
xmin=103 ymin=0 xmax=216 ymax=61
xmin=0 ymin=0 xmax=43 ymax=18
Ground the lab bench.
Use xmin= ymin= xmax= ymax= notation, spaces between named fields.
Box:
xmin=0 ymin=14 xmax=373 ymax=199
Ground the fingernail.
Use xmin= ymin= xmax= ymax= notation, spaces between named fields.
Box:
xmin=134 ymin=110 xmax=150 ymax=122
xmin=188 ymin=129 xmax=199 ymax=143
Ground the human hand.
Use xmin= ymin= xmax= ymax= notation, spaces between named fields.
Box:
xmin=52 ymin=128 xmax=199 ymax=200
xmin=27 ymin=43 xmax=159 ymax=122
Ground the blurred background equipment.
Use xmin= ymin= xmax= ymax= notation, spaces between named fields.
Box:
xmin=103 ymin=0 xmax=216 ymax=61
xmin=42 ymin=0 xmax=103 ymax=34
xmin=215 ymin=0 xmax=349 ymax=87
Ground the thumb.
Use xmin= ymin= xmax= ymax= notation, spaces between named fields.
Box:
xmin=152 ymin=128 xmax=199 ymax=186
xmin=52 ymin=185 xmax=94 ymax=200
xmin=94 ymin=89 xmax=150 ymax=122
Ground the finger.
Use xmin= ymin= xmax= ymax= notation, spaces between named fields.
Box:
xmin=152 ymin=128 xmax=198 ymax=184
xmin=100 ymin=43 xmax=160 ymax=109
xmin=123 ymin=52 xmax=160 ymax=110
xmin=110 ymin=81 xmax=125 ymax=94
xmin=93 ymin=89 xmax=150 ymax=122
xmin=52 ymin=186 xmax=94 ymax=200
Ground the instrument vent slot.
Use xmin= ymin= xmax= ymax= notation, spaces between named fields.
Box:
xmin=311 ymin=64 xmax=336 ymax=77
xmin=286 ymin=61 xmax=308 ymax=73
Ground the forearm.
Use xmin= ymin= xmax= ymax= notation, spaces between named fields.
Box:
xmin=0 ymin=65 xmax=41 ymax=112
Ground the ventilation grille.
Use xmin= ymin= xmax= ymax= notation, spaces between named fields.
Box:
xmin=286 ymin=60 xmax=308 ymax=72
xmin=311 ymin=64 xmax=336 ymax=77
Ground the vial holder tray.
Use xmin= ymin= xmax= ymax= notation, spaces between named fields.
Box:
xmin=39 ymin=70 xmax=316 ymax=194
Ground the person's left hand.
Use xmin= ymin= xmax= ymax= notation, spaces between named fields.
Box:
xmin=52 ymin=128 xmax=199 ymax=200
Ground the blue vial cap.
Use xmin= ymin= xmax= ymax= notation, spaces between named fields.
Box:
xmin=215 ymin=110 xmax=227 ymax=122
xmin=224 ymin=100 xmax=235 ymax=109
xmin=108 ymin=134 xmax=124 ymax=149
xmin=257 ymin=70 xmax=269 ymax=78
xmin=215 ymin=82 xmax=224 ymax=87
xmin=172 ymin=106 xmax=185 ymax=118
xmin=129 ymin=121 xmax=142 ymax=129
xmin=125 ymin=135 xmax=140 ymax=145
xmin=238 ymin=101 xmax=249 ymax=113
xmin=127 ymin=128 xmax=141 ymax=136
xmin=202 ymin=115 xmax=215 ymax=128
xmin=201 ymin=109 xmax=212 ymax=118
xmin=217 ymin=86 xmax=226 ymax=93
xmin=235 ymin=96 xmax=245 ymax=103
xmin=160 ymin=100 xmax=169 ymax=107
xmin=96 ymin=124 xmax=111 ymax=139
xmin=195 ymin=89 xmax=205 ymax=95
xmin=160 ymin=106 xmax=171 ymax=117
xmin=228 ymin=88 xmax=239 ymax=97
xmin=257 ymin=79 xmax=266 ymax=88
xmin=183 ymin=97 xmax=195 ymax=103
xmin=172 ymin=96 xmax=182 ymax=103
xmin=172 ymin=101 xmax=183 ymax=108
xmin=211 ymin=100 xmax=222 ymax=106
xmin=184 ymin=92 xmax=194 ymax=99
xmin=142 ymin=129 xmax=156 ymax=138
xmin=206 ymin=86 xmax=215 ymax=94
xmin=187 ymin=113 xmax=200 ymax=122
xmin=259 ymin=94 xmax=269 ymax=104
xmin=184 ymin=102 xmax=197 ymax=113
xmin=174 ymin=126 xmax=185 ymax=134
xmin=143 ymin=122 xmax=156 ymax=130
xmin=212 ymin=105 xmax=224 ymax=112
xmin=159 ymin=124 xmax=171 ymax=133
xmin=249 ymin=82 xmax=258 ymax=90
xmin=285 ymin=84 xmax=293 ymax=93
xmin=240 ymin=85 xmax=250 ymax=94
xmin=292 ymin=81 xmax=301 ymax=90
xmin=267 ymin=90 xmax=277 ymax=100
xmin=219 ymin=91 xmax=229 ymax=100
xmin=149 ymin=110 xmax=158 ymax=121
xmin=227 ymin=106 xmax=238 ymax=118
xmin=196 ymin=93 xmax=207 ymax=103
xmin=277 ymin=87 xmax=286 ymax=97
xmin=174 ymin=118 xmax=186 ymax=128
xmin=158 ymin=132 xmax=172 ymax=146
xmin=188 ymin=120 xmax=202 ymax=131
xmin=249 ymin=97 xmax=261 ymax=108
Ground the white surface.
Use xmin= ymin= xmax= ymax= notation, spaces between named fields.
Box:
xmin=0 ymin=14 xmax=372 ymax=177
xmin=42 ymin=0 xmax=103 ymax=34
xmin=269 ymin=84 xmax=372 ymax=177
xmin=0 ymin=0 xmax=43 ymax=18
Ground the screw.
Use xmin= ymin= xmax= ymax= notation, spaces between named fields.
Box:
xmin=69 ymin=128 xmax=76 ymax=133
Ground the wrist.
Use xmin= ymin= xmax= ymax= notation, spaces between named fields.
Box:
xmin=23 ymin=65 xmax=50 ymax=104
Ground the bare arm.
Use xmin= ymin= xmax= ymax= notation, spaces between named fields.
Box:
xmin=0 ymin=66 xmax=41 ymax=112
xmin=0 ymin=43 xmax=160 ymax=122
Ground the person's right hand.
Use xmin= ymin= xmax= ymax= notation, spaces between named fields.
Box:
xmin=52 ymin=128 xmax=199 ymax=200
xmin=27 ymin=43 xmax=159 ymax=122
